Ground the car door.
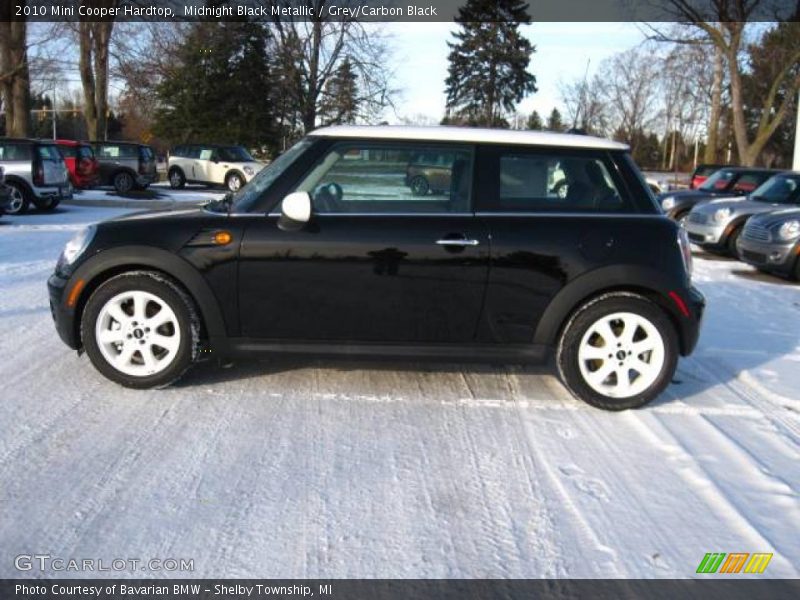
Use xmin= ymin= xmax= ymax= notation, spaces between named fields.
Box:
xmin=474 ymin=145 xmax=642 ymax=344
xmin=238 ymin=141 xmax=489 ymax=343
xmin=196 ymin=146 xmax=215 ymax=183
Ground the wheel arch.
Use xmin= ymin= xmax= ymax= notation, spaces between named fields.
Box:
xmin=533 ymin=265 xmax=692 ymax=355
xmin=69 ymin=246 xmax=228 ymax=350
xmin=4 ymin=175 xmax=32 ymax=195
xmin=225 ymin=169 xmax=245 ymax=184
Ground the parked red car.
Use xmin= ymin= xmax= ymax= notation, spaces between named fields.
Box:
xmin=55 ymin=139 xmax=99 ymax=188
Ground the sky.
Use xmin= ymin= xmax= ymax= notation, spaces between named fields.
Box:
xmin=381 ymin=22 xmax=648 ymax=125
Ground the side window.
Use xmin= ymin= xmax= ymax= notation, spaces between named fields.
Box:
xmin=97 ymin=144 xmax=119 ymax=158
xmin=199 ymin=147 xmax=214 ymax=161
xmin=293 ymin=143 xmax=473 ymax=214
xmin=732 ymin=173 xmax=762 ymax=193
xmin=0 ymin=143 xmax=32 ymax=161
xmin=172 ymin=146 xmax=185 ymax=158
xmin=491 ymin=151 xmax=631 ymax=213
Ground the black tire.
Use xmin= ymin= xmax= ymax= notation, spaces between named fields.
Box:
xmin=726 ymin=225 xmax=742 ymax=256
xmin=409 ymin=176 xmax=429 ymax=196
xmin=113 ymin=171 xmax=135 ymax=194
xmin=81 ymin=271 xmax=200 ymax=389
xmin=168 ymin=168 xmax=186 ymax=189
xmin=5 ymin=181 xmax=31 ymax=215
xmin=792 ymin=257 xmax=800 ymax=282
xmin=32 ymin=196 xmax=60 ymax=211
xmin=556 ymin=293 xmax=679 ymax=411
xmin=225 ymin=172 xmax=243 ymax=192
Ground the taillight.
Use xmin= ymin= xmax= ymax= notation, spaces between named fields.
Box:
xmin=33 ymin=162 xmax=44 ymax=186
xmin=677 ymin=227 xmax=693 ymax=279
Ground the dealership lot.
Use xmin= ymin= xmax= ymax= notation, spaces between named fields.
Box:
xmin=0 ymin=203 xmax=798 ymax=578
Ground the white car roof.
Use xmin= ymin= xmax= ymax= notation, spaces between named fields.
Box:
xmin=311 ymin=125 xmax=629 ymax=151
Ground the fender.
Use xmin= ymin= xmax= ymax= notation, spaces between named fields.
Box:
xmin=70 ymin=245 xmax=228 ymax=342
xmin=533 ymin=263 xmax=689 ymax=348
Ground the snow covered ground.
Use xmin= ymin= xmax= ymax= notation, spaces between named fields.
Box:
xmin=0 ymin=204 xmax=798 ymax=579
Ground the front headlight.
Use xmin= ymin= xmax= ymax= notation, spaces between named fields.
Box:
xmin=713 ymin=207 xmax=732 ymax=223
xmin=243 ymin=166 xmax=254 ymax=176
xmin=56 ymin=225 xmax=96 ymax=271
xmin=661 ymin=197 xmax=675 ymax=211
xmin=777 ymin=220 xmax=800 ymax=241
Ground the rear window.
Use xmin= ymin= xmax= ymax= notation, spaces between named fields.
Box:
xmin=78 ymin=145 xmax=94 ymax=159
xmin=57 ymin=144 xmax=77 ymax=158
xmin=37 ymin=145 xmax=62 ymax=161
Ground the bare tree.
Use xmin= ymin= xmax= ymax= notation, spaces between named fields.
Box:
xmin=652 ymin=1 xmax=800 ymax=166
xmin=271 ymin=2 xmax=396 ymax=131
xmin=560 ymin=73 xmax=609 ymax=136
xmin=77 ymin=17 xmax=116 ymax=141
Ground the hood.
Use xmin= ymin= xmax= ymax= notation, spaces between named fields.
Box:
xmin=748 ymin=207 xmax=800 ymax=228
xmin=693 ymin=196 xmax=789 ymax=216
xmin=102 ymin=207 xmax=208 ymax=224
xmin=658 ymin=189 xmax=735 ymax=203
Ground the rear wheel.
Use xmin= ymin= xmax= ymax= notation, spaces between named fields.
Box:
xmin=168 ymin=168 xmax=186 ymax=189
xmin=557 ymin=293 xmax=678 ymax=410
xmin=81 ymin=272 xmax=199 ymax=388
xmin=726 ymin=225 xmax=742 ymax=256
xmin=113 ymin=171 xmax=135 ymax=194
xmin=5 ymin=182 xmax=30 ymax=215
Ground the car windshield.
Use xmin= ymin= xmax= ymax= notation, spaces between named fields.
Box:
xmin=698 ymin=169 xmax=735 ymax=191
xmin=218 ymin=146 xmax=254 ymax=162
xmin=696 ymin=165 xmax=723 ymax=177
xmin=230 ymin=139 xmax=313 ymax=213
xmin=750 ymin=175 xmax=800 ymax=204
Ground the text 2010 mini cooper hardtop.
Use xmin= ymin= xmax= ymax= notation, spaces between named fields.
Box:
xmin=49 ymin=126 xmax=704 ymax=410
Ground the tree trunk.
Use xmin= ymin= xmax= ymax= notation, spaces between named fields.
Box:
xmin=0 ymin=18 xmax=31 ymax=137
xmin=78 ymin=20 xmax=114 ymax=140
xmin=704 ymin=44 xmax=723 ymax=164
xmin=302 ymin=20 xmax=323 ymax=132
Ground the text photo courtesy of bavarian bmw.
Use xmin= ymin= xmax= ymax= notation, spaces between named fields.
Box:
xmin=49 ymin=126 xmax=704 ymax=411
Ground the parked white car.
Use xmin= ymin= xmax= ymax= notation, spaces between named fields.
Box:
xmin=167 ymin=144 xmax=265 ymax=192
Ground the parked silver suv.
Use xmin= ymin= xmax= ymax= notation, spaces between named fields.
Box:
xmin=0 ymin=138 xmax=71 ymax=214
xmin=0 ymin=165 xmax=11 ymax=216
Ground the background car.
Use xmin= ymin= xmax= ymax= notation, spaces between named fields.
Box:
xmin=93 ymin=141 xmax=157 ymax=193
xmin=685 ymin=172 xmax=800 ymax=255
xmin=167 ymin=144 xmax=264 ymax=192
xmin=0 ymin=165 xmax=10 ymax=216
xmin=689 ymin=163 xmax=726 ymax=189
xmin=658 ymin=166 xmax=781 ymax=225
xmin=0 ymin=137 xmax=71 ymax=214
xmin=737 ymin=206 xmax=800 ymax=280
xmin=55 ymin=139 xmax=99 ymax=189
xmin=405 ymin=151 xmax=454 ymax=195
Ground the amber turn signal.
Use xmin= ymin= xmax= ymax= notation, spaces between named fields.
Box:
xmin=213 ymin=231 xmax=233 ymax=245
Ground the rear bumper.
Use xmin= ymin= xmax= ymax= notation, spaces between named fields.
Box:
xmin=737 ymin=237 xmax=798 ymax=273
xmin=677 ymin=285 xmax=705 ymax=356
xmin=48 ymin=273 xmax=79 ymax=349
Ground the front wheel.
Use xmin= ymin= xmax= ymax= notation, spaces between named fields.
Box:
xmin=557 ymin=293 xmax=678 ymax=410
xmin=81 ymin=272 xmax=199 ymax=388
xmin=225 ymin=172 xmax=243 ymax=192
xmin=409 ymin=176 xmax=429 ymax=196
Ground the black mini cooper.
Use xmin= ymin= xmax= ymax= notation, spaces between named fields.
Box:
xmin=49 ymin=126 xmax=704 ymax=410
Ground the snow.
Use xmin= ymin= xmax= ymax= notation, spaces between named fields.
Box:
xmin=0 ymin=205 xmax=798 ymax=579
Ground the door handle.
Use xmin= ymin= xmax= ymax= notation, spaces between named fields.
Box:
xmin=436 ymin=238 xmax=480 ymax=247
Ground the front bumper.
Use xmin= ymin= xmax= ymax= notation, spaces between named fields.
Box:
xmin=685 ymin=219 xmax=728 ymax=247
xmin=48 ymin=272 xmax=80 ymax=349
xmin=737 ymin=237 xmax=799 ymax=273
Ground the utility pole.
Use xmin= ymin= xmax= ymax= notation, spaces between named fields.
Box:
xmin=793 ymin=88 xmax=800 ymax=170
xmin=52 ymin=88 xmax=57 ymax=140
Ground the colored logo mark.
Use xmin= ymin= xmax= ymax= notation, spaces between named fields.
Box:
xmin=696 ymin=552 xmax=772 ymax=574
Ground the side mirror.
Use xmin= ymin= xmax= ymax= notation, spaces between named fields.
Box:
xmin=278 ymin=191 xmax=312 ymax=231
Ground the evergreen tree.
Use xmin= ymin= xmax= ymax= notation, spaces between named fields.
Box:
xmin=444 ymin=0 xmax=537 ymax=127
xmin=153 ymin=22 xmax=278 ymax=152
xmin=526 ymin=110 xmax=543 ymax=130
xmin=546 ymin=108 xmax=564 ymax=132
xmin=319 ymin=57 xmax=359 ymax=125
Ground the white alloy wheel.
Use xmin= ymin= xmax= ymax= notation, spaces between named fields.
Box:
xmin=577 ymin=311 xmax=666 ymax=399
xmin=94 ymin=290 xmax=181 ymax=377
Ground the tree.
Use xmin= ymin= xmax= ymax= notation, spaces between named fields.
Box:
xmin=153 ymin=22 xmax=279 ymax=152
xmin=0 ymin=6 xmax=31 ymax=137
xmin=318 ymin=56 xmax=359 ymax=125
xmin=546 ymin=108 xmax=564 ymax=132
xmin=271 ymin=3 xmax=395 ymax=132
xmin=560 ymin=74 xmax=609 ymax=136
xmin=444 ymin=0 xmax=536 ymax=127
xmin=526 ymin=110 xmax=543 ymax=130
xmin=76 ymin=4 xmax=116 ymax=140
xmin=656 ymin=2 xmax=800 ymax=166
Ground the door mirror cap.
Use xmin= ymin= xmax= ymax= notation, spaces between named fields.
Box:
xmin=279 ymin=191 xmax=312 ymax=230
